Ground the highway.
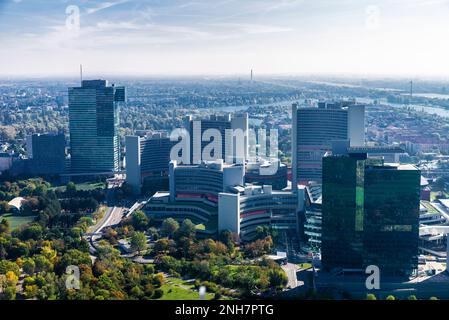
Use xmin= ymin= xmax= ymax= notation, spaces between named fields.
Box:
xmin=85 ymin=206 xmax=125 ymax=256
xmin=88 ymin=206 xmax=124 ymax=234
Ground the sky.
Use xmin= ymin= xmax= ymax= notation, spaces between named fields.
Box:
xmin=2 ymin=0 xmax=449 ymax=78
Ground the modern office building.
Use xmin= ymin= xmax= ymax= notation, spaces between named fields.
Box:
xmin=245 ymin=160 xmax=288 ymax=190
xmin=219 ymin=185 xmax=304 ymax=242
xmin=184 ymin=113 xmax=248 ymax=164
xmin=26 ymin=133 xmax=66 ymax=175
xmin=125 ymin=132 xmax=176 ymax=194
xmin=321 ymin=146 xmax=421 ymax=275
xmin=291 ymin=101 xmax=365 ymax=187
xmin=144 ymin=159 xmax=305 ymax=242
xmin=169 ymin=159 xmax=244 ymax=202
xmin=144 ymin=160 xmax=245 ymax=238
xmin=68 ymin=80 xmax=125 ymax=174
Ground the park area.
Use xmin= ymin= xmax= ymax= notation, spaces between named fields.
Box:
xmin=157 ymin=277 xmax=215 ymax=300
xmin=0 ymin=213 xmax=36 ymax=230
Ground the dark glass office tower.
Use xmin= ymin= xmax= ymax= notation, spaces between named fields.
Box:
xmin=69 ymin=80 xmax=125 ymax=174
xmin=26 ymin=133 xmax=66 ymax=175
xmin=321 ymin=155 xmax=365 ymax=270
xmin=363 ymin=163 xmax=420 ymax=275
xmin=322 ymin=153 xmax=420 ymax=276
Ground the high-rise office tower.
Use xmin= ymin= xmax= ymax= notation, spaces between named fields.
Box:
xmin=321 ymin=147 xmax=420 ymax=275
xmin=68 ymin=80 xmax=125 ymax=174
xmin=184 ymin=113 xmax=248 ymax=164
xmin=125 ymin=132 xmax=176 ymax=194
xmin=26 ymin=133 xmax=66 ymax=175
xmin=292 ymin=101 xmax=365 ymax=187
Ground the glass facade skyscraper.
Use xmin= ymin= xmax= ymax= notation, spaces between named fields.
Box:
xmin=291 ymin=101 xmax=365 ymax=186
xmin=125 ymin=133 xmax=177 ymax=194
xmin=184 ymin=113 xmax=248 ymax=164
xmin=26 ymin=133 xmax=66 ymax=175
xmin=322 ymin=153 xmax=420 ymax=276
xmin=69 ymin=80 xmax=125 ymax=174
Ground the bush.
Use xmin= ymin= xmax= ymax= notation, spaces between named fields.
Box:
xmin=153 ymin=288 xmax=164 ymax=299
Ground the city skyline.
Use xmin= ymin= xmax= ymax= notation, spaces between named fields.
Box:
xmin=2 ymin=0 xmax=449 ymax=77
xmin=1 ymin=1 xmax=449 ymax=304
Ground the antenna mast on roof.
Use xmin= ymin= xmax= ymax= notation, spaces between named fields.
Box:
xmin=80 ymin=64 xmax=83 ymax=85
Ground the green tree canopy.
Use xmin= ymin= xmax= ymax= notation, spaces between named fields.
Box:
xmin=130 ymin=231 xmax=148 ymax=255
xmin=161 ymin=218 xmax=179 ymax=238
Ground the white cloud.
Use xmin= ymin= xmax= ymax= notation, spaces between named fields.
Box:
xmin=86 ymin=0 xmax=130 ymax=15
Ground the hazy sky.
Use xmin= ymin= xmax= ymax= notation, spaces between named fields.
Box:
xmin=2 ymin=0 xmax=449 ymax=77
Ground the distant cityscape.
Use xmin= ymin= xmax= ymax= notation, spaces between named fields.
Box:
xmin=1 ymin=76 xmax=449 ymax=300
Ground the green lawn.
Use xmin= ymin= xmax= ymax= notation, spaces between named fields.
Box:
xmin=157 ymin=283 xmax=214 ymax=300
xmin=223 ymin=265 xmax=259 ymax=277
xmin=167 ymin=277 xmax=194 ymax=288
xmin=0 ymin=213 xmax=36 ymax=230
xmin=297 ymin=263 xmax=313 ymax=270
xmin=51 ymin=181 xmax=105 ymax=192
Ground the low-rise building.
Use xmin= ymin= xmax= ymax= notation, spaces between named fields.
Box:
xmin=8 ymin=197 xmax=25 ymax=213
xmin=245 ymin=160 xmax=288 ymax=190
xmin=144 ymin=159 xmax=305 ymax=242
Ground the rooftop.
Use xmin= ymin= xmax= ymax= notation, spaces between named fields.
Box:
xmin=348 ymin=146 xmax=405 ymax=154
xmin=8 ymin=197 xmax=25 ymax=210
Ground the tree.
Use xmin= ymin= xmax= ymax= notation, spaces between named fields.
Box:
xmin=154 ymin=238 xmax=175 ymax=254
xmin=177 ymin=219 xmax=196 ymax=239
xmin=386 ymin=295 xmax=396 ymax=300
xmin=255 ymin=225 xmax=270 ymax=240
xmin=366 ymin=293 xmax=377 ymax=300
xmin=0 ymin=260 xmax=20 ymax=276
xmin=3 ymin=285 xmax=16 ymax=300
xmin=147 ymin=227 xmax=159 ymax=240
xmin=219 ymin=230 xmax=235 ymax=251
xmin=0 ymin=219 xmax=10 ymax=235
xmin=408 ymin=295 xmax=418 ymax=300
xmin=131 ymin=210 xmax=149 ymax=231
xmin=5 ymin=271 xmax=18 ymax=286
xmin=153 ymin=273 xmax=165 ymax=287
xmin=57 ymin=249 xmax=92 ymax=274
xmin=33 ymin=184 xmax=48 ymax=197
xmin=21 ymin=198 xmax=40 ymax=215
xmin=130 ymin=231 xmax=148 ymax=255
xmin=66 ymin=182 xmax=77 ymax=196
xmin=19 ymin=224 xmax=43 ymax=241
xmin=244 ymin=236 xmax=273 ymax=258
xmin=268 ymin=269 xmax=288 ymax=290
xmin=0 ymin=202 xmax=10 ymax=214
xmin=161 ymin=218 xmax=179 ymax=238
xmin=33 ymin=254 xmax=53 ymax=273
xmin=23 ymin=258 xmax=36 ymax=275
xmin=152 ymin=288 xmax=163 ymax=299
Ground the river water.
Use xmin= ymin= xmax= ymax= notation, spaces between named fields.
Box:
xmin=210 ymin=97 xmax=449 ymax=119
